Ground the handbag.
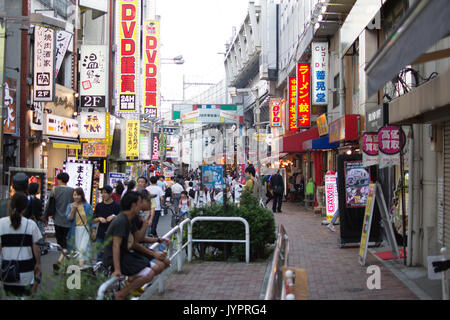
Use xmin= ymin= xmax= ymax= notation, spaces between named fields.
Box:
xmin=1 ymin=220 xmax=28 ymax=283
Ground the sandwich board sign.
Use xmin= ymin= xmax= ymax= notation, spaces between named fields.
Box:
xmin=359 ymin=182 xmax=401 ymax=266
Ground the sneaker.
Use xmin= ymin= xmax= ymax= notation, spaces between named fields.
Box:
xmin=327 ymin=224 xmax=336 ymax=232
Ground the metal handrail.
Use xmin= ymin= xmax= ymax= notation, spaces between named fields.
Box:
xmin=188 ymin=216 xmax=250 ymax=264
xmin=264 ymin=224 xmax=289 ymax=300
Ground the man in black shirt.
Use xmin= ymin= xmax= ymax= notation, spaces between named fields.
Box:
xmin=102 ymin=192 xmax=163 ymax=300
xmin=270 ymin=170 xmax=285 ymax=213
xmin=93 ymin=185 xmax=120 ymax=262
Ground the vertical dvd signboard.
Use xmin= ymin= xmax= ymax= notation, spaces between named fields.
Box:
xmin=116 ymin=0 xmax=141 ymax=114
xmin=142 ymin=20 xmax=159 ymax=118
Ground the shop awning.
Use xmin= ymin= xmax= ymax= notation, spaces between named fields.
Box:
xmin=260 ymin=153 xmax=288 ymax=165
xmin=281 ymin=127 xmax=319 ymax=153
xmin=50 ymin=138 xmax=81 ymax=150
xmin=311 ymin=136 xmax=339 ymax=150
xmin=365 ymin=0 xmax=450 ymax=97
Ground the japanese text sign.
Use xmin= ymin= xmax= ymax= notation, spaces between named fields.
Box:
xmin=325 ymin=171 xmax=338 ymax=221
xmin=139 ymin=131 xmax=151 ymax=160
xmin=297 ymin=63 xmax=311 ymax=127
xmin=142 ymin=20 xmax=159 ymax=118
xmin=3 ymin=78 xmax=18 ymax=135
xmin=44 ymin=114 xmax=79 ymax=138
xmin=270 ymin=98 xmax=282 ymax=127
xmin=151 ymin=133 xmax=160 ymax=161
xmin=65 ymin=161 xmax=94 ymax=203
xmin=79 ymin=112 xmax=107 ymax=139
xmin=34 ymin=25 xmax=55 ymax=101
xmin=126 ymin=120 xmax=139 ymax=158
xmin=55 ymin=30 xmax=73 ymax=77
xmin=288 ymin=76 xmax=299 ymax=131
xmin=117 ymin=0 xmax=141 ymax=113
xmin=362 ymin=132 xmax=379 ymax=167
xmin=82 ymin=142 xmax=107 ymax=158
xmin=378 ymin=126 xmax=405 ymax=155
xmin=80 ymin=45 xmax=107 ymax=109
xmin=311 ymin=42 xmax=328 ymax=105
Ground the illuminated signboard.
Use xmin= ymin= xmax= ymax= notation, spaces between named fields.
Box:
xmin=34 ymin=25 xmax=55 ymax=102
xmin=126 ymin=120 xmax=139 ymax=158
xmin=270 ymin=98 xmax=282 ymax=127
xmin=80 ymin=45 xmax=107 ymax=109
xmin=316 ymin=113 xmax=328 ymax=136
xmin=142 ymin=20 xmax=159 ymax=118
xmin=312 ymin=42 xmax=328 ymax=105
xmin=116 ymin=0 xmax=141 ymax=113
xmin=297 ymin=63 xmax=311 ymax=128
xmin=288 ymin=76 xmax=299 ymax=131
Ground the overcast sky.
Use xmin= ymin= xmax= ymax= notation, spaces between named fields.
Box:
xmin=153 ymin=0 xmax=254 ymax=117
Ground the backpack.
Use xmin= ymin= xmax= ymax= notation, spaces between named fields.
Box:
xmin=188 ymin=188 xmax=196 ymax=199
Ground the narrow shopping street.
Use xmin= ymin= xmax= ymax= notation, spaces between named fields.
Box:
xmin=146 ymin=201 xmax=418 ymax=300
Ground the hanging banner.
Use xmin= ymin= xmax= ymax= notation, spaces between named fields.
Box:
xmin=82 ymin=142 xmax=107 ymax=158
xmin=30 ymin=101 xmax=44 ymax=131
xmin=311 ymin=42 xmax=328 ymax=105
xmin=142 ymin=20 xmax=159 ymax=117
xmin=116 ymin=0 xmax=141 ymax=114
xmin=80 ymin=45 xmax=107 ymax=109
xmin=44 ymin=114 xmax=79 ymax=138
xmin=324 ymin=171 xmax=338 ymax=221
xmin=270 ymin=98 xmax=282 ymax=127
xmin=65 ymin=161 xmax=94 ymax=203
xmin=297 ymin=63 xmax=311 ymax=127
xmin=378 ymin=125 xmax=406 ymax=169
xmin=362 ymin=132 xmax=379 ymax=167
xmin=34 ymin=25 xmax=55 ymax=102
xmin=344 ymin=160 xmax=370 ymax=208
xmin=3 ymin=78 xmax=18 ymax=135
xmin=55 ymin=30 xmax=73 ymax=77
xmin=126 ymin=120 xmax=139 ymax=158
xmin=288 ymin=76 xmax=299 ymax=131
xmin=79 ymin=112 xmax=107 ymax=139
xmin=151 ymin=133 xmax=160 ymax=161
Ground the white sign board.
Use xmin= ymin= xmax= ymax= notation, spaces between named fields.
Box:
xmin=34 ymin=25 xmax=55 ymax=102
xmin=55 ymin=30 xmax=73 ymax=77
xmin=311 ymin=42 xmax=328 ymax=105
xmin=78 ymin=112 xmax=107 ymax=139
xmin=324 ymin=171 xmax=338 ymax=221
xmin=44 ymin=114 xmax=79 ymax=138
xmin=65 ymin=161 xmax=94 ymax=203
xmin=80 ymin=45 xmax=108 ymax=109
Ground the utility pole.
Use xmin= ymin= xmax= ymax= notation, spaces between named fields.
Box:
xmin=254 ymin=89 xmax=262 ymax=201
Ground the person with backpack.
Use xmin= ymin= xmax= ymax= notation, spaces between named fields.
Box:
xmin=187 ymin=182 xmax=196 ymax=208
xmin=26 ymin=182 xmax=46 ymax=237
xmin=270 ymin=170 xmax=285 ymax=213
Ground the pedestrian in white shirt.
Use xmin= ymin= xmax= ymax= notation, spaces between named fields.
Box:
xmin=195 ymin=184 xmax=211 ymax=209
xmin=146 ymin=176 xmax=165 ymax=237
xmin=171 ymin=179 xmax=184 ymax=208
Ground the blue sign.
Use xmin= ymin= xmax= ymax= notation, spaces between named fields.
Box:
xmin=202 ymin=165 xmax=224 ymax=191
xmin=109 ymin=172 xmax=126 ymax=187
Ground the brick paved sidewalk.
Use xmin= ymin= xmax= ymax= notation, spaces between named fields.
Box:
xmin=146 ymin=201 xmax=419 ymax=300
xmin=276 ymin=201 xmax=418 ymax=300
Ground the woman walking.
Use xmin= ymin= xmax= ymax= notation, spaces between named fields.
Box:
xmin=65 ymin=188 xmax=94 ymax=266
xmin=0 ymin=192 xmax=43 ymax=297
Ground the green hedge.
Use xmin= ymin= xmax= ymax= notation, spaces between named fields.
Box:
xmin=189 ymin=189 xmax=276 ymax=262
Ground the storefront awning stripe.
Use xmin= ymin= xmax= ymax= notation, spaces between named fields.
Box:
xmin=49 ymin=138 xmax=81 ymax=150
xmin=282 ymin=127 xmax=319 ymax=153
xmin=311 ymin=135 xmax=339 ymax=150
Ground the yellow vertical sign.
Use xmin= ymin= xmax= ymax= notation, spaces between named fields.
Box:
xmin=126 ymin=120 xmax=139 ymax=158
xmin=359 ymin=183 xmax=376 ymax=266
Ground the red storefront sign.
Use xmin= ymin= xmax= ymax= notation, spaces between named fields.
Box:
xmin=287 ymin=76 xmax=299 ymax=131
xmin=143 ymin=20 xmax=159 ymax=117
xmin=297 ymin=63 xmax=311 ymax=127
xmin=328 ymin=114 xmax=361 ymax=143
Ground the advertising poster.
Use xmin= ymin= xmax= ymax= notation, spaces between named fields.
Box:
xmin=33 ymin=25 xmax=55 ymax=102
xmin=202 ymin=165 xmax=224 ymax=190
xmin=142 ymin=20 xmax=159 ymax=117
xmin=65 ymin=161 xmax=94 ymax=203
xmin=270 ymin=98 xmax=282 ymax=127
xmin=116 ymin=0 xmax=141 ymax=114
xmin=378 ymin=126 xmax=406 ymax=169
xmin=80 ymin=45 xmax=107 ymax=109
xmin=344 ymin=161 xmax=370 ymax=208
xmin=151 ymin=133 xmax=160 ymax=161
xmin=3 ymin=78 xmax=17 ymax=135
xmin=44 ymin=114 xmax=79 ymax=139
xmin=358 ymin=184 xmax=376 ymax=266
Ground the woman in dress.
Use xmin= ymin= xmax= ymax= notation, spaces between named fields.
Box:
xmin=65 ymin=188 xmax=94 ymax=266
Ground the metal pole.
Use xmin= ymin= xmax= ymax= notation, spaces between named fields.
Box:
xmin=255 ymin=90 xmax=261 ymax=201
xmin=400 ymin=144 xmax=407 ymax=265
